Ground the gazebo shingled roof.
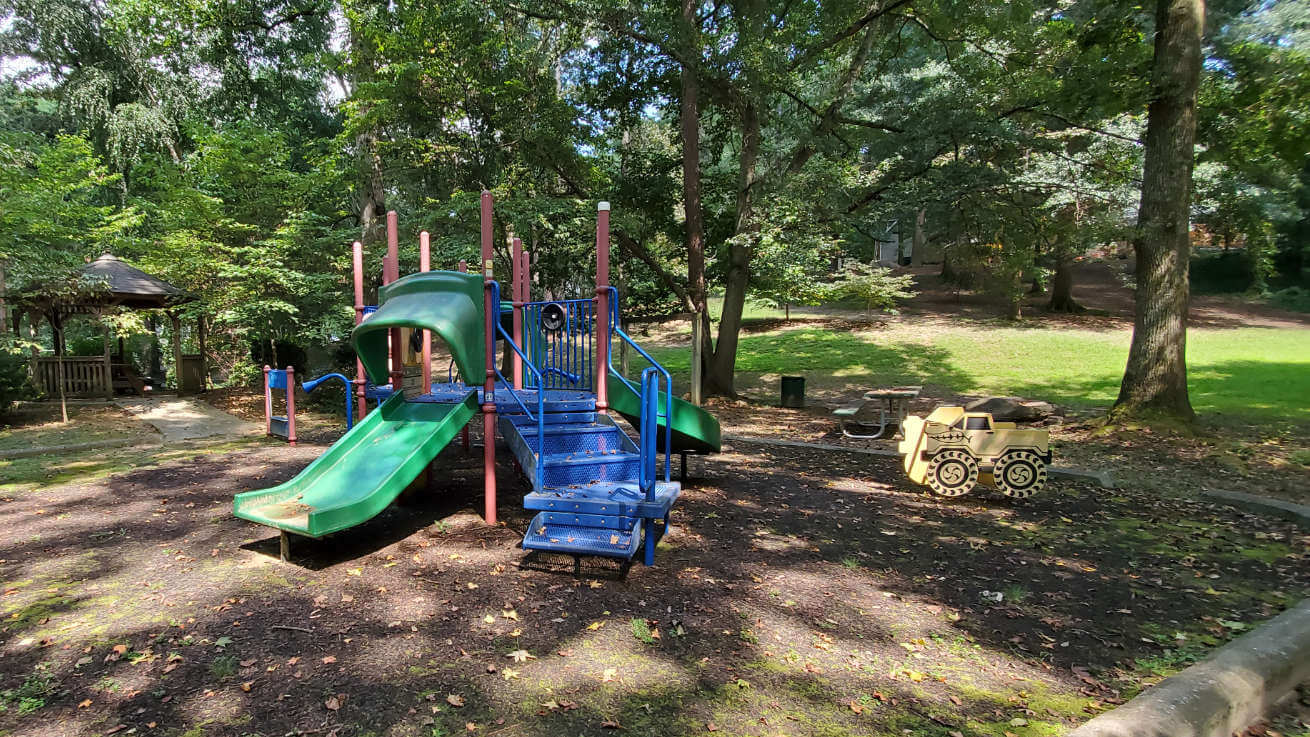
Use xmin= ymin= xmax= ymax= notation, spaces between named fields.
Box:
xmin=79 ymin=253 xmax=193 ymax=309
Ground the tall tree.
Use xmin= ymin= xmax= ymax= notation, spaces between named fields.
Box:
xmin=1114 ymin=0 xmax=1205 ymax=421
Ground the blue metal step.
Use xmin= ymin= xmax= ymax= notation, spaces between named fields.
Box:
xmin=417 ymin=383 xmax=597 ymax=413
xmin=524 ymin=481 xmax=679 ymax=517
xmin=522 ymin=511 xmax=643 ymax=559
xmin=541 ymin=451 xmax=640 ymax=487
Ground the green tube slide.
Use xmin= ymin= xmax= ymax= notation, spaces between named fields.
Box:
xmin=234 ymin=270 xmax=488 ymax=538
xmin=607 ymin=369 xmax=722 ymax=454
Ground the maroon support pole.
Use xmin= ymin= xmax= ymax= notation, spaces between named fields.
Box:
xmin=511 ymin=236 xmax=524 ymax=390
xmin=286 ymin=366 xmax=297 ymax=446
xmin=420 ymin=230 xmax=432 ymax=395
xmin=385 ymin=211 xmax=404 ymax=392
xmin=352 ymin=242 xmax=367 ymax=423
xmin=263 ymin=365 xmax=273 ymax=436
xmin=594 ymin=202 xmax=611 ymax=414
xmin=480 ymin=191 xmax=497 ymax=524
xmin=458 ymin=258 xmax=471 ymax=451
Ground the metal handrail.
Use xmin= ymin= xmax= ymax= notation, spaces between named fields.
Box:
xmin=491 ymin=281 xmax=547 ymax=489
xmin=639 ymin=368 xmax=662 ymax=499
xmin=605 ymin=287 xmax=672 ymax=484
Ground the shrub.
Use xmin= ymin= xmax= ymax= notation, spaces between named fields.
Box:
xmin=1267 ymin=286 xmax=1310 ymax=313
xmin=0 ymin=338 xmax=33 ymax=412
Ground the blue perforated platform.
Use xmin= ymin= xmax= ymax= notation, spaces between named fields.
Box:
xmin=415 ymin=382 xmax=596 ymax=413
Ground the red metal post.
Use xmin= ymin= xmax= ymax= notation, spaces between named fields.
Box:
xmin=480 ymin=191 xmax=497 ymax=524
xmin=385 ymin=211 xmax=404 ymax=392
xmin=594 ymin=202 xmax=611 ymax=414
xmin=458 ymin=258 xmax=470 ymax=450
xmin=263 ymin=365 xmax=272 ymax=436
xmin=286 ymin=366 xmax=296 ymax=446
xmin=420 ymin=230 xmax=432 ymax=394
xmin=511 ymin=236 xmax=524 ymax=390
xmin=352 ymin=241 xmax=367 ymax=423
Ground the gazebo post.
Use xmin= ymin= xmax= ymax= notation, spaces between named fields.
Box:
xmin=197 ymin=315 xmax=207 ymax=392
xmin=169 ymin=311 xmax=184 ymax=395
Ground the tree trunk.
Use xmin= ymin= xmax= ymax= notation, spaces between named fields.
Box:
xmin=1047 ymin=257 xmax=1084 ymax=312
xmin=53 ymin=312 xmax=68 ymax=423
xmin=704 ymin=102 xmax=760 ymax=397
xmin=1113 ymin=0 xmax=1203 ymax=422
xmin=0 ymin=260 xmax=8 ymax=334
xmin=911 ymin=209 xmax=926 ymax=266
xmin=680 ymin=0 xmax=712 ymax=400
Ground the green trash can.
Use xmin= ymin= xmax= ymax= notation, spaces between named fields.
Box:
xmin=781 ymin=375 xmax=805 ymax=408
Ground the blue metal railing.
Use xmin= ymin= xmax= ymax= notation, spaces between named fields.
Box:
xmin=523 ymin=298 xmax=595 ymax=391
xmin=490 ymin=281 xmax=547 ymax=490
xmin=638 ymin=368 xmax=665 ymax=498
xmin=605 ymin=287 xmax=672 ymax=484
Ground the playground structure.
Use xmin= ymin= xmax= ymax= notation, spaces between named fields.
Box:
xmin=235 ymin=194 xmax=721 ymax=566
xmin=898 ymin=406 xmax=1050 ymax=498
xmin=264 ymin=368 xmax=359 ymax=442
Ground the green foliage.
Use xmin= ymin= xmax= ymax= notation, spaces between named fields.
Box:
xmin=1267 ymin=286 xmax=1310 ymax=313
xmin=827 ymin=263 xmax=917 ymax=316
xmin=0 ymin=336 xmax=34 ymax=412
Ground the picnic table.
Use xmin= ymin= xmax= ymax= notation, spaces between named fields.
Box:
xmin=833 ymin=386 xmax=922 ymax=439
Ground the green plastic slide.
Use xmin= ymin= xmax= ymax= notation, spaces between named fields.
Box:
xmin=607 ymin=369 xmax=722 ymax=454
xmin=235 ymin=270 xmax=488 ymax=538
xmin=234 ymin=390 xmax=477 ymax=537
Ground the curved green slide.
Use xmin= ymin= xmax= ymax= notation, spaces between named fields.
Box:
xmin=233 ymin=271 xmax=486 ymax=538
xmin=607 ymin=370 xmax=722 ymax=454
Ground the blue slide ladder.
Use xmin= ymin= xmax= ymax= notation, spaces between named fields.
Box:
xmin=490 ymin=282 xmax=678 ymax=566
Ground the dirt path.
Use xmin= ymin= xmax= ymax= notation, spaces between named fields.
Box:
xmin=1 ymin=432 xmax=1304 ymax=737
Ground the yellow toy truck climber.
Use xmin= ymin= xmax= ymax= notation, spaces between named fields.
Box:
xmin=898 ymin=406 xmax=1050 ymax=498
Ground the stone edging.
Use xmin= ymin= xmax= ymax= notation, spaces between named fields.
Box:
xmin=1199 ymin=489 xmax=1310 ymax=528
xmin=0 ymin=436 xmax=162 ymax=460
xmin=721 ymin=434 xmax=1115 ymax=488
xmin=1068 ymin=598 xmax=1310 ymax=737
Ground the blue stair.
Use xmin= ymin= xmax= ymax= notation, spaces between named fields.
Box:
xmin=495 ymin=394 xmax=679 ymax=565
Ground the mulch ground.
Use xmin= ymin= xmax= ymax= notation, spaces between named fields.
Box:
xmin=1 ymin=423 xmax=1306 ymax=737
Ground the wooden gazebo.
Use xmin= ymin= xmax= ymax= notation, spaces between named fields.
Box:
xmin=17 ymin=254 xmax=206 ymax=398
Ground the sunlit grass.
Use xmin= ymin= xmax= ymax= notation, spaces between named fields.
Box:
xmin=642 ymin=323 xmax=1310 ymax=424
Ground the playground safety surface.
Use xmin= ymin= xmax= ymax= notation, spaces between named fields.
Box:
xmin=0 ymin=430 xmax=1305 ymax=737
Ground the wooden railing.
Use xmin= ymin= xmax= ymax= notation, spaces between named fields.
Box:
xmin=33 ymin=356 xmax=112 ymax=398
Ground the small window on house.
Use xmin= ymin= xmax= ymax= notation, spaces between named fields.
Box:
xmin=965 ymin=416 xmax=991 ymax=431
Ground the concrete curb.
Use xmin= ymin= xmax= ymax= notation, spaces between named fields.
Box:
xmin=0 ymin=436 xmax=162 ymax=460
xmin=722 ymin=434 xmax=1116 ymax=489
xmin=1200 ymin=489 xmax=1310 ymax=528
xmin=1068 ymin=598 xmax=1310 ymax=737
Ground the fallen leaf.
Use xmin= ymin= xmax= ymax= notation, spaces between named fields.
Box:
xmin=78 ymin=699 xmax=93 ymax=708
xmin=602 ymin=668 xmax=617 ymax=682
xmin=502 ymin=609 xmax=519 ymax=621
xmin=240 ymin=681 xmax=253 ymax=692
xmin=466 ymin=582 xmax=478 ymax=589
xmin=849 ymin=701 xmax=864 ymax=714
xmin=502 ymin=668 xmax=520 ymax=680
xmin=447 ymin=694 xmax=465 ymax=707
xmin=706 ymin=722 xmax=718 ymax=732
xmin=1010 ymin=718 xmax=1029 ymax=727
xmin=587 ymin=621 xmax=605 ymax=631
xmin=325 ymin=696 xmax=341 ymax=711
xmin=322 ymin=655 xmax=337 ymax=664
xmin=601 ymin=719 xmax=622 ymax=729
xmin=240 ymin=659 xmax=256 ymax=667
xmin=507 ymin=649 xmax=534 ymax=663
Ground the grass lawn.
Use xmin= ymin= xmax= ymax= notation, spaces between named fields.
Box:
xmin=641 ymin=322 xmax=1310 ymax=425
xmin=0 ymin=404 xmax=158 ymax=454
